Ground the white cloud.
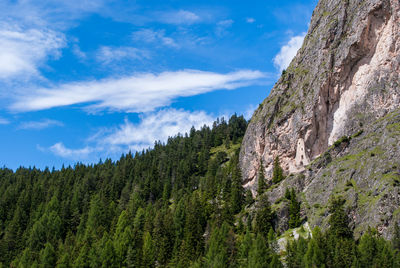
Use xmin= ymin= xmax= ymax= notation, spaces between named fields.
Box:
xmin=46 ymin=108 xmax=215 ymax=159
xmin=0 ymin=0 xmax=107 ymax=30
xmin=273 ymin=33 xmax=305 ymax=73
xmin=11 ymin=69 xmax=265 ymax=113
xmin=0 ymin=117 xmax=9 ymax=125
xmin=18 ymin=119 xmax=64 ymax=130
xmin=72 ymin=44 xmax=86 ymax=60
xmin=0 ymin=24 xmax=65 ymax=79
xmin=100 ymin=108 xmax=215 ymax=151
xmin=215 ymin=19 xmax=234 ymax=37
xmin=96 ymin=46 xmax=149 ymax=65
xmin=49 ymin=142 xmax=92 ymax=159
xmin=157 ymin=10 xmax=200 ymax=25
xmin=246 ymin=18 xmax=255 ymax=23
xmin=132 ymin=29 xmax=178 ymax=48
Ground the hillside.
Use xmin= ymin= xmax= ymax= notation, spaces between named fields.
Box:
xmin=240 ymin=0 xmax=400 ymax=239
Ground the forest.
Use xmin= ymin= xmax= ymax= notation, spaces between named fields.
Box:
xmin=1 ymin=114 xmax=400 ymax=267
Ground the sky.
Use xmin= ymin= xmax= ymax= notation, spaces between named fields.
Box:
xmin=0 ymin=0 xmax=318 ymax=170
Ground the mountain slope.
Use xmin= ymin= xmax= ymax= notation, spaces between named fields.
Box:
xmin=240 ymin=0 xmax=400 ymax=238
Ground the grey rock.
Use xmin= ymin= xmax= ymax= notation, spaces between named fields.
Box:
xmin=240 ymin=0 xmax=400 ymax=239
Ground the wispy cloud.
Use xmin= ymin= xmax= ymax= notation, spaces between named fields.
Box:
xmin=11 ymin=69 xmax=266 ymax=113
xmin=0 ymin=24 xmax=65 ymax=80
xmin=46 ymin=108 xmax=215 ymax=159
xmin=215 ymin=19 xmax=234 ymax=37
xmin=100 ymin=108 xmax=215 ymax=151
xmin=0 ymin=0 xmax=107 ymax=30
xmin=96 ymin=46 xmax=149 ymax=65
xmin=246 ymin=18 xmax=255 ymax=24
xmin=156 ymin=10 xmax=201 ymax=25
xmin=49 ymin=142 xmax=92 ymax=159
xmin=72 ymin=44 xmax=86 ymax=60
xmin=132 ymin=29 xmax=178 ymax=48
xmin=18 ymin=119 xmax=64 ymax=130
xmin=273 ymin=33 xmax=305 ymax=73
xmin=0 ymin=117 xmax=9 ymax=125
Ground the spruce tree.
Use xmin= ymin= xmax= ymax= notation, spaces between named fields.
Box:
xmin=288 ymin=189 xmax=301 ymax=229
xmin=272 ymin=156 xmax=284 ymax=184
xmin=257 ymin=163 xmax=267 ymax=195
xmin=254 ymin=195 xmax=274 ymax=238
xmin=247 ymin=234 xmax=271 ymax=268
xmin=328 ymin=197 xmax=352 ymax=239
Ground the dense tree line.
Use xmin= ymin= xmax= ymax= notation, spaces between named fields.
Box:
xmin=0 ymin=114 xmax=399 ymax=267
xmin=286 ymin=197 xmax=400 ymax=267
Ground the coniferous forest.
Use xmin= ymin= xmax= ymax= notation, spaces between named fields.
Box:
xmin=1 ymin=114 xmax=400 ymax=267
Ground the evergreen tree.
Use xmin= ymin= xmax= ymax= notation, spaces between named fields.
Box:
xmin=272 ymin=157 xmax=284 ymax=184
xmin=328 ymin=197 xmax=352 ymax=239
xmin=238 ymin=230 xmax=253 ymax=265
xmin=287 ymin=189 xmax=301 ymax=229
xmin=142 ymin=232 xmax=155 ymax=268
xmin=303 ymin=227 xmax=325 ymax=268
xmin=39 ymin=242 xmax=56 ymax=268
xmin=358 ymin=228 xmax=377 ymax=267
xmin=257 ymin=163 xmax=267 ymax=195
xmin=254 ymin=195 xmax=274 ymax=238
xmin=247 ymin=234 xmax=272 ymax=268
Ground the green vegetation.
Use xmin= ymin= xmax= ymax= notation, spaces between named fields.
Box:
xmin=285 ymin=198 xmax=400 ymax=267
xmin=0 ymin=114 xmax=283 ymax=267
xmin=0 ymin=113 xmax=399 ymax=267
xmin=285 ymin=188 xmax=301 ymax=229
xmin=257 ymin=163 xmax=267 ymax=196
xmin=272 ymin=157 xmax=285 ymax=184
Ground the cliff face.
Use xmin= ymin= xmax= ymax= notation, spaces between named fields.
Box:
xmin=240 ymin=0 xmax=400 ymax=238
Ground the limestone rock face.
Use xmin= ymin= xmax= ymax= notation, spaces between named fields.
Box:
xmin=240 ymin=0 xmax=400 ymax=191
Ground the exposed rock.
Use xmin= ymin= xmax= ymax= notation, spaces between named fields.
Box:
xmin=240 ymin=0 xmax=400 ymax=238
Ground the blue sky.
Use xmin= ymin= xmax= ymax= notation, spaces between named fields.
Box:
xmin=0 ymin=0 xmax=317 ymax=169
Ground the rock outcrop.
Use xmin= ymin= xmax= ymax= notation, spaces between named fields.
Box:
xmin=240 ymin=0 xmax=400 ymax=238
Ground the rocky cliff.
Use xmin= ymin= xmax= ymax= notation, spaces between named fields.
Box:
xmin=240 ymin=0 xmax=400 ymax=238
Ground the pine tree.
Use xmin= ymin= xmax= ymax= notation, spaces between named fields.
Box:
xmin=245 ymin=189 xmax=254 ymax=206
xmin=358 ymin=228 xmax=377 ymax=267
xmin=247 ymin=234 xmax=271 ymax=268
xmin=328 ymin=197 xmax=352 ymax=239
xmin=39 ymin=242 xmax=56 ymax=268
xmin=288 ymin=189 xmax=301 ymax=228
xmin=303 ymin=227 xmax=326 ymax=267
xmin=257 ymin=163 xmax=267 ymax=195
xmin=238 ymin=230 xmax=253 ymax=266
xmin=204 ymin=222 xmax=231 ymax=267
xmin=142 ymin=232 xmax=155 ymax=267
xmin=272 ymin=157 xmax=284 ymax=184
xmin=254 ymin=195 xmax=274 ymax=238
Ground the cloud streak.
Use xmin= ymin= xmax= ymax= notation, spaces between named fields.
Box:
xmin=273 ymin=33 xmax=305 ymax=73
xmin=0 ymin=117 xmax=9 ymax=125
xmin=132 ymin=29 xmax=178 ymax=48
xmin=11 ymin=69 xmax=266 ymax=113
xmin=49 ymin=142 xmax=92 ymax=159
xmin=156 ymin=10 xmax=201 ymax=25
xmin=18 ymin=119 xmax=64 ymax=130
xmin=96 ymin=46 xmax=149 ymax=65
